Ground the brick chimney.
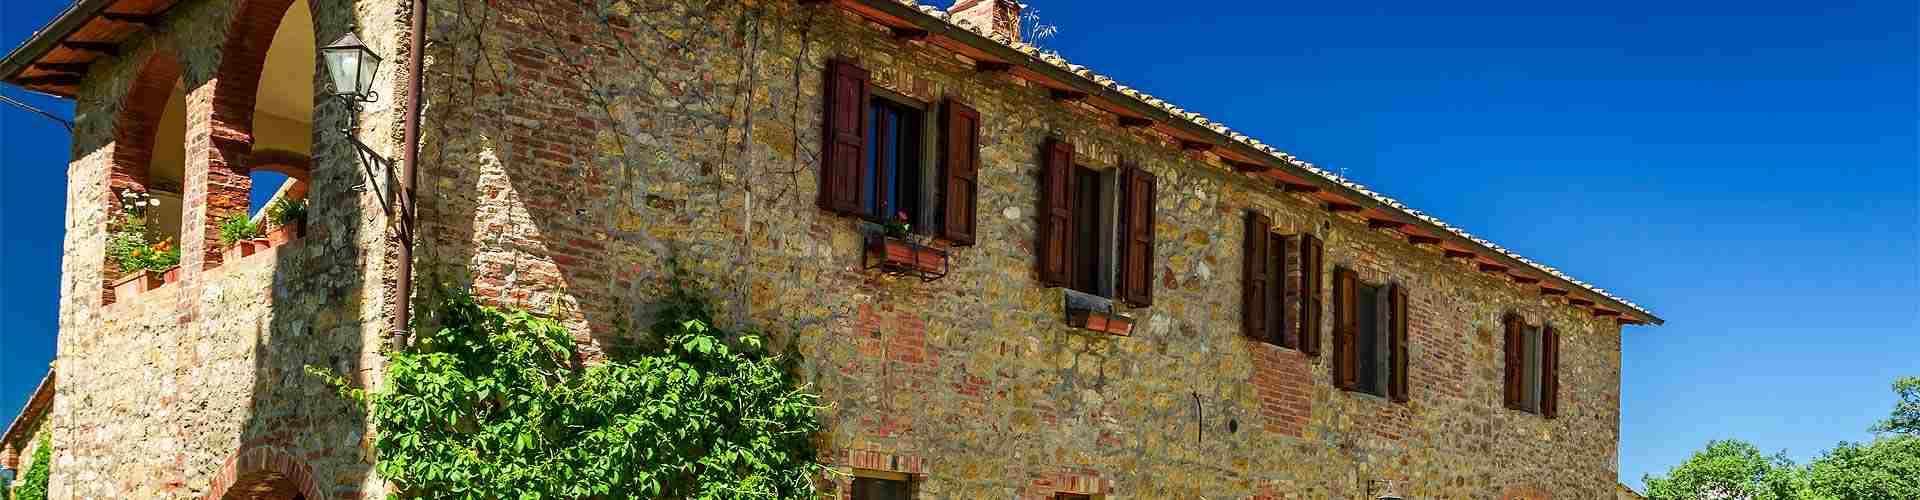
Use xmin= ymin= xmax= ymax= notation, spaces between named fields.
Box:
xmin=948 ymin=0 xmax=1024 ymax=42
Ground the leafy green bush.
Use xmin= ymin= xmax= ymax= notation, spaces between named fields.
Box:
xmin=218 ymin=214 xmax=263 ymax=246
xmin=12 ymin=434 xmax=49 ymax=500
xmin=313 ymin=281 xmax=825 ymax=499
xmin=266 ymin=198 xmax=306 ymax=229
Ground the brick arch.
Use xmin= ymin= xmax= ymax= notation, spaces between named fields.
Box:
xmin=247 ymin=149 xmax=313 ymax=183
xmin=189 ymin=0 xmax=319 ymax=270
xmin=203 ymin=445 xmax=325 ymax=500
xmin=102 ymin=49 xmax=183 ymax=303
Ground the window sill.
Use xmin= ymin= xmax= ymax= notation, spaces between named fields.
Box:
xmin=1062 ymin=289 xmax=1132 ymax=336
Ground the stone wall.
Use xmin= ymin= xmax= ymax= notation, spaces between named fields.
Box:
xmin=48 ymin=0 xmax=408 ymax=497
xmin=415 ymin=0 xmax=1628 ymax=498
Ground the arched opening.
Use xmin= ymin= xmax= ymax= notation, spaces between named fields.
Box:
xmin=246 ymin=0 xmax=315 ymax=216
xmin=194 ymin=0 xmax=317 ymax=269
xmin=205 ymin=446 xmax=323 ymax=500
xmin=104 ymin=51 xmax=186 ymax=303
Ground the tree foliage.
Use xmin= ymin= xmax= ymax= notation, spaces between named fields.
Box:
xmin=12 ymin=434 xmax=50 ymax=500
xmin=1643 ymin=439 xmax=1807 ymax=500
xmin=314 ymin=283 xmax=825 ymax=499
xmin=1804 ymin=435 xmax=1920 ymax=500
xmin=1872 ymin=376 xmax=1919 ymax=436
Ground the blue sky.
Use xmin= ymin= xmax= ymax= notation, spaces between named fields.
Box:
xmin=2 ymin=0 xmax=1914 ymax=490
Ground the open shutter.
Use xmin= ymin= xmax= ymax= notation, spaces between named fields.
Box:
xmin=1039 ymin=139 xmax=1075 ymax=286
xmin=819 ymin=59 xmax=869 ymax=214
xmin=1120 ymin=166 xmax=1157 ymax=307
xmin=1242 ymin=211 xmax=1271 ymax=341
xmin=1543 ymin=324 xmax=1560 ymax=418
xmin=1300 ymin=234 xmax=1324 ymax=356
xmin=1333 ymin=267 xmax=1360 ymax=390
xmin=1503 ymin=315 xmax=1524 ymax=410
xmin=941 ymin=97 xmax=981 ymax=245
xmin=1389 ymin=284 xmax=1410 ymax=403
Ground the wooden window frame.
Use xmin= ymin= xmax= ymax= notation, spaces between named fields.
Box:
xmin=1333 ymin=267 xmax=1410 ymax=403
xmin=1503 ymin=314 xmax=1560 ymax=418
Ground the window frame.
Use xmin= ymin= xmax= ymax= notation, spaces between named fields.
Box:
xmin=1505 ymin=315 xmax=1559 ymax=416
xmin=850 ymin=469 xmax=915 ymax=500
xmin=861 ymin=87 xmax=939 ymax=234
xmin=1067 ymin=164 xmax=1119 ymax=298
xmin=1333 ymin=267 xmax=1408 ymax=402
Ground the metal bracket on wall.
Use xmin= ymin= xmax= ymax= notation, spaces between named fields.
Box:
xmin=336 ymin=93 xmax=414 ymax=246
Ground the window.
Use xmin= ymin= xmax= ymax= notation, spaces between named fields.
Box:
xmin=1333 ymin=268 xmax=1410 ymax=402
xmin=1038 ymin=139 xmax=1156 ymax=307
xmin=1504 ymin=315 xmax=1561 ymax=417
xmin=1070 ymin=165 xmax=1114 ymax=296
xmin=1240 ymin=212 xmax=1297 ymax=349
xmin=819 ymin=60 xmax=982 ymax=245
xmin=863 ymin=96 xmax=925 ymax=224
xmin=851 ymin=475 xmax=912 ymax=500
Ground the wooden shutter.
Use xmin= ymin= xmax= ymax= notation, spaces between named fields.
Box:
xmin=1300 ymin=234 xmax=1324 ymax=356
xmin=1503 ymin=315 xmax=1524 ymax=410
xmin=819 ymin=59 xmax=869 ymax=214
xmin=1543 ymin=324 xmax=1560 ymax=418
xmin=1389 ymin=284 xmax=1410 ymax=403
xmin=1242 ymin=211 xmax=1271 ymax=341
xmin=940 ymin=97 xmax=980 ymax=245
xmin=1120 ymin=166 xmax=1157 ymax=307
xmin=1332 ymin=267 xmax=1360 ymax=390
xmin=1039 ymin=139 xmax=1075 ymax=286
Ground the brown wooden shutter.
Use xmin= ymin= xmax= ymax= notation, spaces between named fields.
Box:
xmin=1039 ymin=139 xmax=1075 ymax=286
xmin=1300 ymin=234 xmax=1324 ymax=356
xmin=1503 ymin=315 xmax=1525 ymax=410
xmin=1543 ymin=324 xmax=1561 ymax=418
xmin=1389 ymin=284 xmax=1410 ymax=403
xmin=1332 ymin=267 xmax=1360 ymax=390
xmin=819 ymin=59 xmax=869 ymax=214
xmin=940 ymin=97 xmax=981 ymax=245
xmin=1242 ymin=211 xmax=1271 ymax=341
xmin=1119 ymin=166 xmax=1157 ymax=307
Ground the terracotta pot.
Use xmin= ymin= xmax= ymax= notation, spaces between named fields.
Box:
xmin=250 ymin=238 xmax=271 ymax=251
xmin=222 ymin=241 xmax=256 ymax=263
xmin=877 ymin=239 xmax=945 ymax=273
xmin=112 ymin=271 xmax=164 ymax=301
xmin=266 ymin=223 xmax=305 ymax=247
xmin=161 ymin=266 xmax=181 ymax=284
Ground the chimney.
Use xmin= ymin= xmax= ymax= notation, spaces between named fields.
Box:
xmin=948 ymin=0 xmax=1024 ymax=42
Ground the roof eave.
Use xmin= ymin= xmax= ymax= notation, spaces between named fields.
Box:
xmin=844 ymin=0 xmax=1661 ymax=326
xmin=0 ymin=0 xmax=120 ymax=98
xmin=1 ymin=368 xmax=56 ymax=449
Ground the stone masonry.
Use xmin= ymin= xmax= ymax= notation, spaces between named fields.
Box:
xmin=21 ymin=0 xmax=1654 ymax=498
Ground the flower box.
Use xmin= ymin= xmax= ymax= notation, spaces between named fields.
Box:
xmin=863 ymin=234 xmax=949 ymax=282
xmin=161 ymin=265 xmax=180 ymax=284
xmin=1067 ymin=307 xmax=1135 ymax=336
xmin=221 ymin=241 xmax=258 ymax=263
xmin=266 ymin=222 xmax=305 ymax=247
xmin=111 ymin=270 xmax=165 ymax=301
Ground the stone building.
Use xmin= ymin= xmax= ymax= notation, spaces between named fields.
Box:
xmin=2 ymin=0 xmax=1662 ymax=498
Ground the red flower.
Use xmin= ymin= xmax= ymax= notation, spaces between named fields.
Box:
xmin=896 ymin=211 xmax=909 ymax=221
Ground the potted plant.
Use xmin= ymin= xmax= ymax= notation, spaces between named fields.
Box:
xmin=864 ymin=212 xmax=948 ymax=280
xmin=218 ymin=214 xmax=264 ymax=263
xmin=264 ymin=198 xmax=308 ymax=246
xmin=106 ymin=190 xmax=180 ymax=300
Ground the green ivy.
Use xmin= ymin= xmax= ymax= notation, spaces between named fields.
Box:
xmin=313 ymin=280 xmax=826 ymax=499
xmin=12 ymin=433 xmax=49 ymax=500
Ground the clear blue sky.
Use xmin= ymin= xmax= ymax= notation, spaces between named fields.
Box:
xmin=2 ymin=0 xmax=1913 ymax=490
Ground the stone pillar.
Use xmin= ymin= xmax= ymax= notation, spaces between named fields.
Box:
xmin=947 ymin=0 xmax=1023 ymax=42
xmin=181 ymin=81 xmax=254 ymax=277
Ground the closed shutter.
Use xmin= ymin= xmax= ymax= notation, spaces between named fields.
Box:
xmin=819 ymin=59 xmax=869 ymax=214
xmin=1039 ymin=139 xmax=1075 ymax=286
xmin=940 ymin=97 xmax=981 ymax=245
xmin=1242 ymin=211 xmax=1271 ymax=341
xmin=1503 ymin=315 xmax=1524 ymax=410
xmin=1543 ymin=324 xmax=1560 ymax=418
xmin=1120 ymin=166 xmax=1157 ymax=307
xmin=1389 ymin=284 xmax=1410 ymax=403
xmin=1300 ymin=234 xmax=1324 ymax=356
xmin=1333 ymin=267 xmax=1360 ymax=390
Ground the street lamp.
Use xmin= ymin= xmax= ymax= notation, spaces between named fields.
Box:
xmin=320 ymin=30 xmax=381 ymax=103
xmin=319 ymin=27 xmax=410 ymax=241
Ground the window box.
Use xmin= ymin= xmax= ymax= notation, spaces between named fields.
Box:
xmin=1063 ymin=289 xmax=1134 ymax=336
xmin=863 ymin=233 xmax=948 ymax=282
xmin=265 ymin=222 xmax=305 ymax=247
xmin=1067 ymin=307 xmax=1135 ymax=336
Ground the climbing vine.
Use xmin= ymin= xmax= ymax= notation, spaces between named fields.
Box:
xmin=313 ymin=279 xmax=825 ymax=499
xmin=12 ymin=434 xmax=50 ymax=500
